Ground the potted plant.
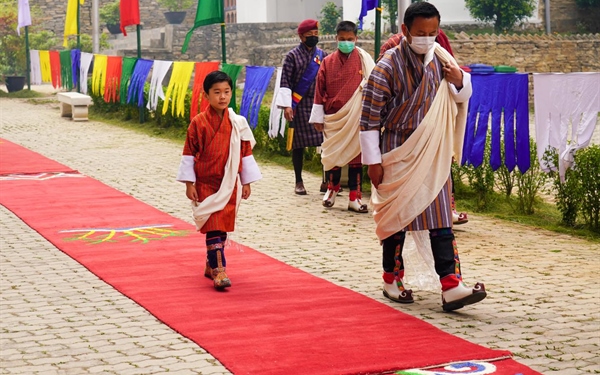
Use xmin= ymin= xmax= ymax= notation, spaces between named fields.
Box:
xmin=0 ymin=2 xmax=27 ymax=92
xmin=157 ymin=0 xmax=195 ymax=24
xmin=100 ymin=0 xmax=121 ymax=34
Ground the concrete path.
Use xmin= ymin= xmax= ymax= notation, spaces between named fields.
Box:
xmin=1 ymin=88 xmax=599 ymax=374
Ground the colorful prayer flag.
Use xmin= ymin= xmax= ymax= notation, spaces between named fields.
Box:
xmin=120 ymin=0 xmax=140 ymax=36
xmin=17 ymin=0 xmax=32 ymax=36
xmin=64 ymin=0 xmax=85 ymax=47
xmin=359 ymin=0 xmax=377 ymax=29
xmin=182 ymin=0 xmax=224 ymax=53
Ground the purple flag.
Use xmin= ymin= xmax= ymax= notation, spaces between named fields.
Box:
xmin=359 ymin=0 xmax=378 ymax=29
xmin=17 ymin=0 xmax=32 ymax=36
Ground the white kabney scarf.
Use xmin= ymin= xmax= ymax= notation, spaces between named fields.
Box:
xmin=321 ymin=47 xmax=375 ymax=171
xmin=372 ymin=45 xmax=468 ymax=240
xmin=191 ymin=108 xmax=256 ymax=230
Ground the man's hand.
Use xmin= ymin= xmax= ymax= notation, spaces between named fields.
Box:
xmin=284 ymin=107 xmax=294 ymax=122
xmin=443 ymin=62 xmax=463 ymax=89
xmin=241 ymin=184 xmax=251 ymax=199
xmin=313 ymin=123 xmax=324 ymax=132
xmin=185 ymin=182 xmax=199 ymax=206
xmin=368 ymin=164 xmax=384 ymax=189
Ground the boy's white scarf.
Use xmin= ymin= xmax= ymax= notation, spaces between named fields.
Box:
xmin=191 ymin=109 xmax=255 ymax=230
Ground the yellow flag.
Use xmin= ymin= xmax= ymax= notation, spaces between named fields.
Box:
xmin=64 ymin=0 xmax=85 ymax=47
xmin=39 ymin=50 xmax=52 ymax=83
xmin=162 ymin=62 xmax=195 ymax=118
xmin=92 ymin=54 xmax=108 ymax=96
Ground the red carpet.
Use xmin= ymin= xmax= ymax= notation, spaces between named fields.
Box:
xmin=0 ymin=139 xmax=540 ymax=375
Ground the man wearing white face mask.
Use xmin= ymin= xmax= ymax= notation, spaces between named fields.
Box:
xmin=309 ymin=21 xmax=375 ymax=213
xmin=360 ymin=2 xmax=486 ymax=312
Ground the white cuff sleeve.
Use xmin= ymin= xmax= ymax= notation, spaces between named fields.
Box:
xmin=240 ymin=155 xmax=262 ymax=185
xmin=276 ymin=87 xmax=292 ymax=108
xmin=176 ymin=155 xmax=196 ymax=182
xmin=309 ymin=104 xmax=324 ymax=124
xmin=449 ymin=71 xmax=472 ymax=103
xmin=360 ymin=130 xmax=382 ymax=165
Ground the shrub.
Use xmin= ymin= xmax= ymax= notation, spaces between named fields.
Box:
xmin=573 ymin=144 xmax=600 ymax=232
xmin=514 ymin=138 xmax=547 ymax=215
xmin=463 ymin=138 xmax=495 ymax=210
xmin=543 ymin=147 xmax=581 ymax=227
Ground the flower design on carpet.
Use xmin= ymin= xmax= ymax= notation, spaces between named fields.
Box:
xmin=60 ymin=224 xmax=190 ymax=244
xmin=397 ymin=361 xmax=498 ymax=374
xmin=0 ymin=172 xmax=85 ymax=180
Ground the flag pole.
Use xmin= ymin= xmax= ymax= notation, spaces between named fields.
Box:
xmin=137 ymin=24 xmax=145 ymax=123
xmin=375 ymin=0 xmax=381 ymax=57
xmin=220 ymin=23 xmax=226 ymax=64
xmin=76 ymin=0 xmax=81 ymax=49
xmin=25 ymin=26 xmax=31 ymax=90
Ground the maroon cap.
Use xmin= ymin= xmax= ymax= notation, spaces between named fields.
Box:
xmin=298 ymin=19 xmax=319 ymax=35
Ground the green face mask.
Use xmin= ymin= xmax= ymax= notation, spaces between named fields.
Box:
xmin=337 ymin=41 xmax=355 ymax=54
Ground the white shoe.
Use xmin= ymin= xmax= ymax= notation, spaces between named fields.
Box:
xmin=442 ymin=282 xmax=486 ymax=311
xmin=322 ymin=188 xmax=338 ymax=207
xmin=383 ymin=282 xmax=414 ymax=303
xmin=348 ymin=198 xmax=368 ymax=213
xmin=452 ymin=210 xmax=468 ymax=225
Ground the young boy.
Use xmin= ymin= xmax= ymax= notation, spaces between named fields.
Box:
xmin=176 ymin=71 xmax=262 ymax=290
xmin=309 ymin=20 xmax=375 ymax=213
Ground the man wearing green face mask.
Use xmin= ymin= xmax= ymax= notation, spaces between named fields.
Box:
xmin=309 ymin=21 xmax=375 ymax=213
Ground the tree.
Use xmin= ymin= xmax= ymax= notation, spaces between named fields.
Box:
xmin=464 ymin=0 xmax=536 ymax=33
xmin=382 ymin=0 xmax=398 ymax=34
xmin=319 ymin=2 xmax=342 ymax=35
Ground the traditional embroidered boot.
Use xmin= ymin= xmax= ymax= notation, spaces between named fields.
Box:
xmin=451 ymin=193 xmax=468 ymax=225
xmin=430 ymin=230 xmax=485 ymax=311
xmin=348 ymin=190 xmax=368 ymax=213
xmin=211 ymin=249 xmax=231 ymax=289
xmin=382 ymin=232 xmax=413 ymax=303
xmin=383 ymin=271 xmax=414 ymax=303
xmin=204 ymin=259 xmax=212 ymax=279
xmin=323 ymin=183 xmax=340 ymax=207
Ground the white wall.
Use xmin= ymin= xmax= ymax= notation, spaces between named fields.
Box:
xmin=344 ymin=0 xmax=541 ymax=31
xmin=237 ymin=0 xmax=268 ymax=23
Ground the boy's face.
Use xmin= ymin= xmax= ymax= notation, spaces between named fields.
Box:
xmin=204 ymin=81 xmax=232 ymax=112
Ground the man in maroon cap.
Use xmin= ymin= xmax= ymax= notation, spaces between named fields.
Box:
xmin=276 ymin=19 xmax=328 ymax=195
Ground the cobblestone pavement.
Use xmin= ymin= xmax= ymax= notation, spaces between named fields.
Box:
xmin=1 ymin=89 xmax=599 ymax=374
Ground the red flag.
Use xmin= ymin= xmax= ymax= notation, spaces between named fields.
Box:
xmin=120 ymin=0 xmax=140 ymax=36
xmin=190 ymin=61 xmax=220 ymax=119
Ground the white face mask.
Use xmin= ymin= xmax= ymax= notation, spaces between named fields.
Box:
xmin=407 ymin=32 xmax=436 ymax=55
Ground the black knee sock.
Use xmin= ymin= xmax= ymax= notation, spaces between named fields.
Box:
xmin=382 ymin=232 xmax=406 ymax=273
xmin=326 ymin=168 xmax=342 ymax=188
xmin=292 ymin=148 xmax=304 ymax=183
xmin=429 ymin=228 xmax=457 ymax=278
xmin=348 ymin=164 xmax=362 ymax=192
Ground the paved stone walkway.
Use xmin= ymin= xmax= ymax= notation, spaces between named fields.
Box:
xmin=1 ymin=89 xmax=599 ymax=374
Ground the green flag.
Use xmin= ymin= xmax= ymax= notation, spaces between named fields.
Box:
xmin=182 ymin=0 xmax=224 ymax=53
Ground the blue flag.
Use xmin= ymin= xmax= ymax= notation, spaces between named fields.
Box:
xmin=359 ymin=0 xmax=378 ymax=29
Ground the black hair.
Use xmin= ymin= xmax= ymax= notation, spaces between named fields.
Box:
xmin=203 ymin=71 xmax=233 ymax=93
xmin=403 ymin=2 xmax=440 ymax=30
xmin=336 ymin=20 xmax=358 ymax=35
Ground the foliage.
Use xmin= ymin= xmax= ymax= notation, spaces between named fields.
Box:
xmin=575 ymin=0 xmax=600 ymax=7
xmin=573 ymin=145 xmax=600 ymax=232
xmin=543 ymin=147 xmax=581 ymax=227
xmin=494 ymin=135 xmax=515 ymax=197
xmin=157 ymin=0 xmax=195 ymax=12
xmin=464 ymin=0 xmax=536 ymax=33
xmin=0 ymin=0 xmax=59 ymax=77
xmin=68 ymin=33 xmax=110 ymax=53
xmin=514 ymin=138 xmax=547 ymax=215
xmin=319 ymin=2 xmax=343 ymax=35
xmin=100 ymin=0 xmax=120 ymax=25
xmin=462 ymin=138 xmax=495 ymax=210
xmin=382 ymin=0 xmax=398 ymax=33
